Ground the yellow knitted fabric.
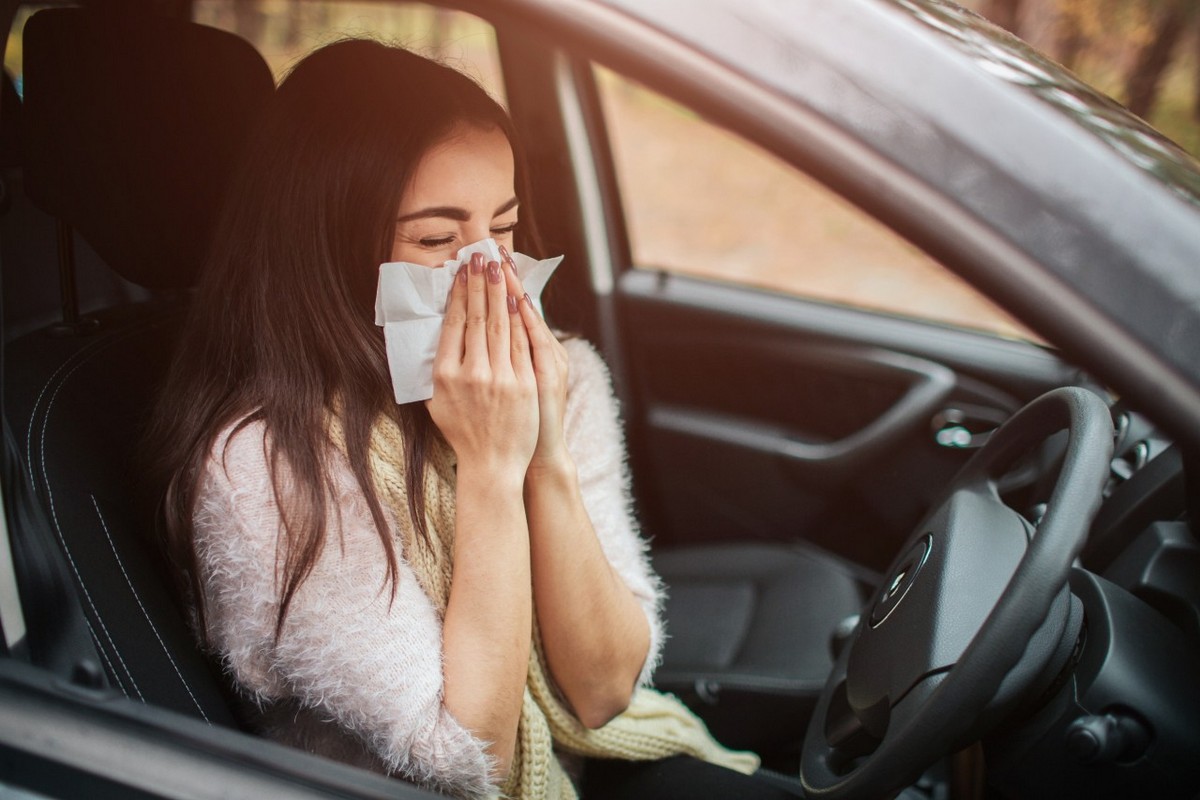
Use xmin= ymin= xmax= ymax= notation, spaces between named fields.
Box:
xmin=334 ymin=413 xmax=759 ymax=799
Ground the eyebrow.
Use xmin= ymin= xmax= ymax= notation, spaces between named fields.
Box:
xmin=396 ymin=196 xmax=519 ymax=224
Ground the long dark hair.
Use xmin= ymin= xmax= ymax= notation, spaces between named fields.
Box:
xmin=147 ymin=40 xmax=536 ymax=640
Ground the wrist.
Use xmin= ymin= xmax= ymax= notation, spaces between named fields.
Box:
xmin=455 ymin=459 xmax=528 ymax=497
xmin=525 ymin=449 xmax=577 ymax=487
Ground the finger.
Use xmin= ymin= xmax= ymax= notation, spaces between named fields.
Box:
xmin=500 ymin=244 xmax=525 ymax=299
xmin=518 ymin=291 xmax=552 ymax=339
xmin=485 ymin=259 xmax=511 ymax=370
xmin=433 ymin=264 xmax=468 ymax=365
xmin=519 ymin=293 xmax=556 ymax=374
xmin=463 ymin=252 xmax=488 ymax=368
xmin=509 ymin=294 xmax=534 ymax=381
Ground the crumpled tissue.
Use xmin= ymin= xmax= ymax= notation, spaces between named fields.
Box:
xmin=374 ymin=237 xmax=563 ymax=404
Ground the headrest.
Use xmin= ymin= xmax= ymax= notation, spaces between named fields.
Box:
xmin=0 ymin=72 xmax=22 ymax=170
xmin=22 ymin=9 xmax=274 ymax=289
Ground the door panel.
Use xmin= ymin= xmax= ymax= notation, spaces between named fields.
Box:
xmin=618 ymin=270 xmax=1075 ymax=571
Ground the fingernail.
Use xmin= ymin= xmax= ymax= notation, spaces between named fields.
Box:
xmin=457 ymin=265 xmax=467 ymax=284
xmin=487 ymin=261 xmax=502 ymax=284
xmin=523 ymin=292 xmax=533 ymax=307
xmin=507 ymin=294 xmax=518 ymax=314
xmin=499 ymin=243 xmax=514 ymax=264
xmin=470 ymin=252 xmax=484 ymax=274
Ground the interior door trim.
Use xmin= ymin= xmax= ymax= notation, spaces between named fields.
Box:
xmin=620 ymin=269 xmax=1076 ymax=396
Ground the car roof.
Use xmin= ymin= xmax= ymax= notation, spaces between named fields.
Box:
xmin=482 ymin=0 xmax=1200 ymax=446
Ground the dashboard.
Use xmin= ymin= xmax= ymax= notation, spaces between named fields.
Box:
xmin=989 ymin=403 xmax=1199 ymax=798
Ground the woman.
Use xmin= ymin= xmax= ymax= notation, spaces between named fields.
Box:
xmin=150 ymin=39 xmax=797 ymax=799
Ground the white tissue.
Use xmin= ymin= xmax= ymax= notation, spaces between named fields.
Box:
xmin=374 ymin=238 xmax=563 ymax=404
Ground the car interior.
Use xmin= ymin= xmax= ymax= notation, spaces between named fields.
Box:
xmin=2 ymin=0 xmax=870 ymax=766
xmin=1 ymin=1 xmax=1197 ymax=798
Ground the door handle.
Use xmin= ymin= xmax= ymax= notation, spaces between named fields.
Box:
xmin=931 ymin=404 xmax=1010 ymax=449
xmin=648 ymin=347 xmax=956 ymax=482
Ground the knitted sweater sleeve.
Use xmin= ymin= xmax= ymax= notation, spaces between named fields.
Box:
xmin=193 ymin=422 xmax=496 ymax=799
xmin=562 ymin=338 xmax=666 ymax=687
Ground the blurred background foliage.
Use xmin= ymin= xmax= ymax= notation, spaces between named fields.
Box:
xmin=191 ymin=0 xmax=1200 ymax=159
xmin=5 ymin=1 xmax=1197 ymax=155
xmin=182 ymin=0 xmax=1200 ymax=159
xmin=963 ymin=0 xmax=1200 ymax=155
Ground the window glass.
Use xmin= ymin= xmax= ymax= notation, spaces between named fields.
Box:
xmin=595 ymin=66 xmax=1035 ymax=341
xmin=194 ymin=1 xmax=505 ymax=105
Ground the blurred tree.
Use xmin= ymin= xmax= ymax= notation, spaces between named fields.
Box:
xmin=984 ymin=0 xmax=1025 ymax=33
xmin=1124 ymin=0 xmax=1199 ymax=117
xmin=1038 ymin=0 xmax=1123 ymax=71
xmin=1194 ymin=24 xmax=1200 ymax=121
xmin=971 ymin=0 xmax=1200 ymax=154
xmin=1057 ymin=16 xmax=1084 ymax=67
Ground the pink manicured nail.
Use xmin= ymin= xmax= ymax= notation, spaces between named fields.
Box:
xmin=523 ymin=293 xmax=534 ymax=308
xmin=500 ymin=246 xmax=520 ymax=277
xmin=487 ymin=261 xmax=502 ymax=284
xmin=470 ymin=252 xmax=484 ymax=274
xmin=507 ymin=294 xmax=518 ymax=314
xmin=457 ymin=265 xmax=467 ymax=284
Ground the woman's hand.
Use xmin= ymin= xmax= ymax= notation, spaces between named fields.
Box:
xmin=500 ymin=246 xmax=571 ymax=473
xmin=426 ymin=251 xmax=539 ymax=475
xmin=429 ymin=251 xmax=539 ymax=779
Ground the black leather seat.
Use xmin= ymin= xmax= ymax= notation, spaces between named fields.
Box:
xmin=5 ymin=8 xmax=274 ymax=724
xmin=654 ymin=542 xmax=870 ymax=755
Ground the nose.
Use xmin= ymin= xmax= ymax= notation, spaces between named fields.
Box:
xmin=464 ymin=223 xmax=493 ymax=247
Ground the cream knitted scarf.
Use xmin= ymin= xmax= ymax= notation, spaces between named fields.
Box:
xmin=335 ymin=413 xmax=758 ymax=799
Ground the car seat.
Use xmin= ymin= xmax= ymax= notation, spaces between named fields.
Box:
xmin=653 ymin=542 xmax=870 ymax=756
xmin=5 ymin=7 xmax=274 ymax=725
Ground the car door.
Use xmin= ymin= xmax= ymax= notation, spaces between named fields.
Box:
xmin=527 ymin=57 xmax=1081 ymax=573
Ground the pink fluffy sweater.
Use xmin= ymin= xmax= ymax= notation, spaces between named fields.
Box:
xmin=192 ymin=338 xmax=665 ymax=798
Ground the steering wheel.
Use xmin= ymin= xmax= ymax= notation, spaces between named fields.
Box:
xmin=800 ymin=387 xmax=1113 ymax=798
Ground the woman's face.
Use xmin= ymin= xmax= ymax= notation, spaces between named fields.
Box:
xmin=391 ymin=124 xmax=518 ymax=267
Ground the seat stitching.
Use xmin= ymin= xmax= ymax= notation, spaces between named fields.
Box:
xmin=24 ymin=354 xmax=77 ymax=486
xmin=23 ymin=332 xmax=116 ymax=481
xmin=37 ymin=355 xmax=144 ymax=701
xmin=91 ymin=495 xmax=211 ymax=722
xmin=22 ymin=319 xmax=160 ymax=486
xmin=84 ymin=620 xmax=130 ymax=697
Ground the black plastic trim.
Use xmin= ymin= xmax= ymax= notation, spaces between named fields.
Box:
xmin=0 ymin=659 xmax=438 ymax=800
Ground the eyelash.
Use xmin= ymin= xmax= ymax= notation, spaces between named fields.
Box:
xmin=418 ymin=222 xmax=519 ymax=249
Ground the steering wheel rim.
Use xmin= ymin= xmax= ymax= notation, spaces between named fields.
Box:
xmin=800 ymin=387 xmax=1113 ymax=799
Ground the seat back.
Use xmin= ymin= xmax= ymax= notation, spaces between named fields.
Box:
xmin=22 ymin=8 xmax=272 ymax=288
xmin=6 ymin=8 xmax=274 ymax=725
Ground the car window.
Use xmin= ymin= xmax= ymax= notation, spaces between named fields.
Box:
xmin=594 ymin=66 xmax=1035 ymax=342
xmin=193 ymin=0 xmax=505 ymax=105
